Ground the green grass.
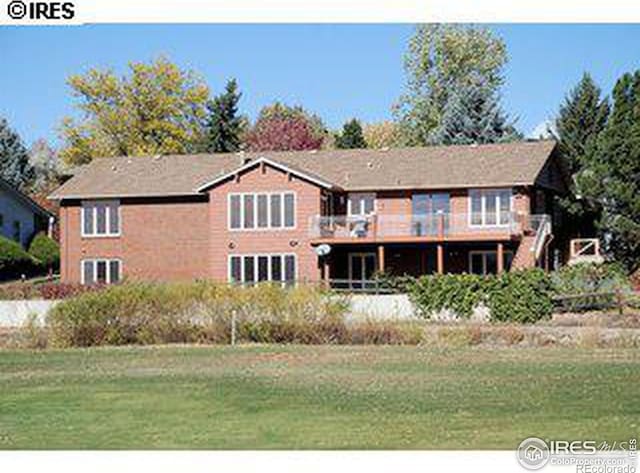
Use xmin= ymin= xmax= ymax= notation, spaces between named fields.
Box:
xmin=0 ymin=345 xmax=638 ymax=449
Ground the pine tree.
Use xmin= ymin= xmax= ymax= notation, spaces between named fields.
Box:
xmin=0 ymin=117 xmax=34 ymax=189
xmin=555 ymin=73 xmax=609 ymax=176
xmin=577 ymin=71 xmax=640 ymax=270
xmin=335 ymin=119 xmax=367 ymax=149
xmin=429 ymin=75 xmax=519 ymax=145
xmin=204 ymin=79 xmax=244 ymax=153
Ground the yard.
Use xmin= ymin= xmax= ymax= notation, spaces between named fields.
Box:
xmin=0 ymin=344 xmax=638 ymax=449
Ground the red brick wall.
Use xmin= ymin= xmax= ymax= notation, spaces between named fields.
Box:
xmin=59 ymin=198 xmax=210 ymax=283
xmin=207 ymin=163 xmax=323 ymax=282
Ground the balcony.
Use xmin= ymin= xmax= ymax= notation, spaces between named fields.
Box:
xmin=309 ymin=212 xmax=543 ymax=244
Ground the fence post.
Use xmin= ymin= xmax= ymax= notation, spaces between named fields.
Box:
xmin=615 ymin=289 xmax=624 ymax=316
xmin=231 ymin=310 xmax=237 ymax=346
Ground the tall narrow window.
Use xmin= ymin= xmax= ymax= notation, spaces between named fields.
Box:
xmin=284 ymin=255 xmax=296 ymax=284
xmin=229 ymin=195 xmax=241 ymax=229
xmin=270 ymin=194 xmax=282 ymax=227
xmin=243 ymin=256 xmax=255 ymax=283
xmin=257 ymin=194 xmax=269 ymax=228
xmin=230 ymin=256 xmax=241 ymax=282
xmin=257 ymin=256 xmax=269 ymax=281
xmin=284 ymin=193 xmax=295 ymax=228
xmin=243 ymin=194 xmax=255 ymax=229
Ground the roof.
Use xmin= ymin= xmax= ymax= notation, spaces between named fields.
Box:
xmin=48 ymin=140 xmax=559 ymax=200
xmin=0 ymin=177 xmax=55 ymax=218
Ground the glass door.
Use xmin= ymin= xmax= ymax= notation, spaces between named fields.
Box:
xmin=349 ymin=253 xmax=377 ymax=290
xmin=412 ymin=193 xmax=450 ymax=236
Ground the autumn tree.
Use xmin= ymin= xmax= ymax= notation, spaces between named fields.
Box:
xmin=59 ymin=57 xmax=210 ymax=165
xmin=29 ymin=139 xmax=62 ymax=192
xmin=363 ymin=121 xmax=404 ymax=149
xmin=245 ymin=103 xmax=326 ymax=151
xmin=395 ymin=24 xmax=508 ymax=145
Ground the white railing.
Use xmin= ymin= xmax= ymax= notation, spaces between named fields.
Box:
xmin=529 ymin=214 xmax=552 ymax=261
xmin=309 ymin=212 xmax=527 ymax=240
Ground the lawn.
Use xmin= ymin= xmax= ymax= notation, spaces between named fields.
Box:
xmin=0 ymin=345 xmax=638 ymax=449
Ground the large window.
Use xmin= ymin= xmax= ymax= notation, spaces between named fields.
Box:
xmin=469 ymin=189 xmax=512 ymax=226
xmin=347 ymin=193 xmax=375 ymax=216
xmin=82 ymin=200 xmax=120 ymax=237
xmin=81 ymin=259 xmax=122 ymax=285
xmin=229 ymin=192 xmax=295 ymax=230
xmin=469 ymin=251 xmax=513 ymax=275
xmin=411 ymin=193 xmax=450 ymax=236
xmin=229 ymin=254 xmax=296 ymax=285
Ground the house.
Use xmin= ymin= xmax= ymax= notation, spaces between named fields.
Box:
xmin=48 ymin=140 xmax=569 ymax=287
xmin=0 ymin=177 xmax=55 ymax=248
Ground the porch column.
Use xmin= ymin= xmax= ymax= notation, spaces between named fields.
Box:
xmin=322 ymin=256 xmax=330 ymax=284
xmin=436 ymin=244 xmax=444 ymax=274
xmin=497 ymin=243 xmax=504 ymax=273
xmin=377 ymin=245 xmax=385 ymax=273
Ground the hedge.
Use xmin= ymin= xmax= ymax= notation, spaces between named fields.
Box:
xmin=0 ymin=235 xmax=35 ymax=277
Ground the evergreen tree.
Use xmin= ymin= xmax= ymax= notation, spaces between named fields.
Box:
xmin=555 ymin=73 xmax=609 ymax=176
xmin=204 ymin=79 xmax=244 ymax=153
xmin=429 ymin=75 xmax=520 ymax=145
xmin=335 ymin=119 xmax=367 ymax=149
xmin=577 ymin=71 xmax=640 ymax=271
xmin=0 ymin=117 xmax=34 ymax=189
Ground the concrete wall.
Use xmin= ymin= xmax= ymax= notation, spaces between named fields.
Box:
xmin=0 ymin=300 xmax=58 ymax=327
xmin=0 ymin=187 xmax=37 ymax=247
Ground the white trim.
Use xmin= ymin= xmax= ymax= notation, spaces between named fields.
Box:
xmin=467 ymin=188 xmax=513 ymax=228
xmin=81 ymin=200 xmax=121 ymax=238
xmin=347 ymin=252 xmax=377 ymax=289
xmin=227 ymin=191 xmax=296 ymax=231
xmin=227 ymin=253 xmax=297 ymax=284
xmin=347 ymin=192 xmax=377 ymax=216
xmin=197 ymin=156 xmax=334 ymax=192
xmin=80 ymin=258 xmax=123 ymax=285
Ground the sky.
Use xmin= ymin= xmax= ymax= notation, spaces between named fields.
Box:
xmin=1 ymin=24 xmax=639 ymax=147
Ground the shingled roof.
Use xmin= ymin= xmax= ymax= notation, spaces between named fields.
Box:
xmin=49 ymin=140 xmax=559 ymax=200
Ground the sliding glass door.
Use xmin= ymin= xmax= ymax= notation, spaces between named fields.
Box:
xmin=411 ymin=193 xmax=450 ymax=236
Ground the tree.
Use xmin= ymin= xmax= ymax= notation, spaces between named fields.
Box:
xmin=428 ymin=74 xmax=520 ymax=145
xmin=203 ymin=79 xmax=244 ymax=153
xmin=576 ymin=71 xmax=640 ymax=271
xmin=395 ymin=24 xmax=508 ymax=145
xmin=363 ymin=121 xmax=404 ymax=149
xmin=245 ymin=103 xmax=326 ymax=152
xmin=335 ymin=119 xmax=367 ymax=149
xmin=29 ymin=139 xmax=62 ymax=192
xmin=59 ymin=57 xmax=210 ymax=165
xmin=555 ymin=73 xmax=610 ymax=176
xmin=0 ymin=117 xmax=34 ymax=189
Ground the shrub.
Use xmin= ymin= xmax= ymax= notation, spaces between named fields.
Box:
xmin=409 ymin=269 xmax=553 ymax=324
xmin=28 ymin=233 xmax=60 ymax=271
xmin=0 ymin=235 xmax=35 ymax=277
xmin=348 ymin=320 xmax=424 ymax=345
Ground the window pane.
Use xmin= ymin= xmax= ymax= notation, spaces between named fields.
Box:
xmin=243 ymin=195 xmax=254 ymax=229
xmin=83 ymin=205 xmax=93 ymax=235
xmin=485 ymin=194 xmax=497 ymax=225
xmin=363 ymin=195 xmax=375 ymax=214
xmin=271 ymin=255 xmax=282 ymax=282
xmin=470 ymin=192 xmax=482 ymax=225
xmin=499 ymin=190 xmax=511 ymax=225
xmin=108 ymin=202 xmax=119 ymax=234
xmin=96 ymin=204 xmax=107 ymax=234
xmin=485 ymin=252 xmax=498 ymax=274
xmin=230 ymin=256 xmax=241 ymax=282
xmin=470 ymin=254 xmax=484 ymax=275
xmin=257 ymin=194 xmax=269 ymax=228
xmin=284 ymin=193 xmax=295 ymax=227
xmin=270 ymin=194 xmax=282 ymax=227
xmin=284 ymin=255 xmax=295 ymax=283
xmin=96 ymin=261 xmax=107 ymax=283
xmin=230 ymin=195 xmax=241 ymax=229
xmin=83 ymin=260 xmax=94 ymax=285
xmin=243 ymin=256 xmax=255 ymax=283
xmin=257 ymin=256 xmax=269 ymax=281
xmin=109 ymin=260 xmax=120 ymax=283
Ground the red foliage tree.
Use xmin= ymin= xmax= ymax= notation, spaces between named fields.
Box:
xmin=245 ymin=116 xmax=324 ymax=152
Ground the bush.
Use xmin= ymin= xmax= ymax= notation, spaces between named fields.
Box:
xmin=0 ymin=235 xmax=35 ymax=277
xmin=0 ymin=281 xmax=101 ymax=300
xmin=28 ymin=233 xmax=60 ymax=270
xmin=409 ymin=269 xmax=554 ymax=324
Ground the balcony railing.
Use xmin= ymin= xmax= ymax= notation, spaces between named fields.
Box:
xmin=309 ymin=212 xmax=545 ymax=241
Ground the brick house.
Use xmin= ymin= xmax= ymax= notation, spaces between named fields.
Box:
xmin=49 ymin=140 xmax=569 ymax=287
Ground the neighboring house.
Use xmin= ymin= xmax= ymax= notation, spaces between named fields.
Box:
xmin=0 ymin=177 xmax=55 ymax=248
xmin=48 ymin=140 xmax=570 ymax=287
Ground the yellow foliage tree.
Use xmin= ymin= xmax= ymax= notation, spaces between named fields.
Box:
xmin=59 ymin=57 xmax=210 ymax=165
xmin=363 ymin=121 xmax=405 ymax=149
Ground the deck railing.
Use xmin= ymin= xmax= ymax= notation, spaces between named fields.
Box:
xmin=309 ymin=212 xmax=531 ymax=240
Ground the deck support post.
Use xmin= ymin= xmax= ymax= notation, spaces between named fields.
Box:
xmin=497 ymin=243 xmax=504 ymax=274
xmin=436 ymin=244 xmax=444 ymax=274
xmin=322 ymin=256 xmax=330 ymax=286
xmin=377 ymin=245 xmax=385 ymax=274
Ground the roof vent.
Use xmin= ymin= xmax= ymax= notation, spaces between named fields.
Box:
xmin=367 ymin=161 xmax=374 ymax=169
xmin=380 ymin=147 xmax=390 ymax=152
